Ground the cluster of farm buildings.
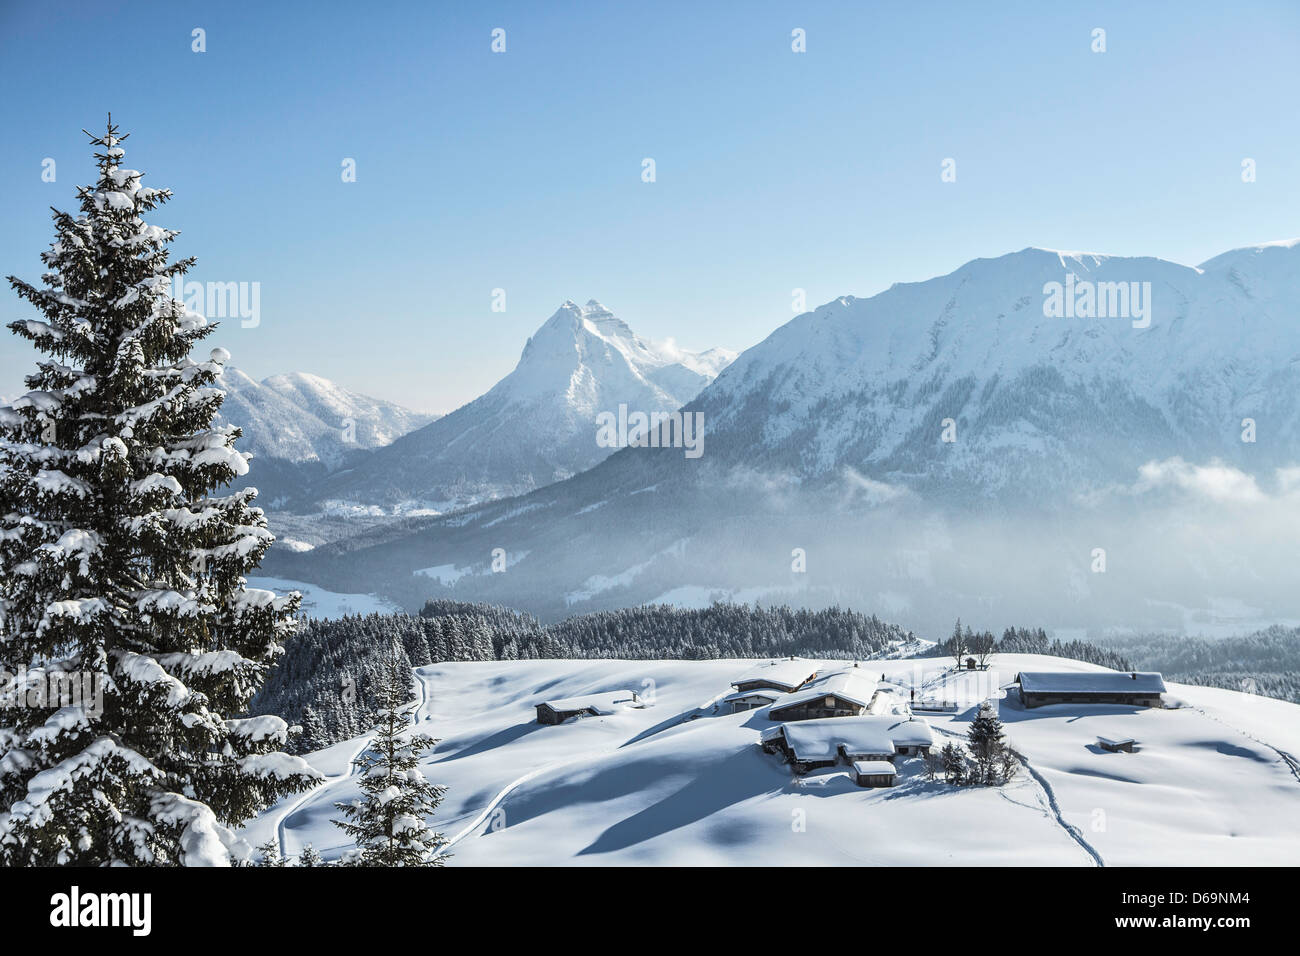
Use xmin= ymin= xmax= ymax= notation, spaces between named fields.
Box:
xmin=534 ymin=658 xmax=1168 ymax=787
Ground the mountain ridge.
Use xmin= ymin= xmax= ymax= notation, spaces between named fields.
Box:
xmin=265 ymin=240 xmax=1300 ymax=633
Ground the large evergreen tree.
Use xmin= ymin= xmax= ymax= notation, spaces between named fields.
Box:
xmin=0 ymin=120 xmax=320 ymax=865
xmin=333 ymin=642 xmax=447 ymax=866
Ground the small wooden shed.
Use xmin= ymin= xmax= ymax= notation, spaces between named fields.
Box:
xmin=852 ymin=760 xmax=897 ymax=788
xmin=1097 ymin=736 xmax=1136 ymax=753
xmin=535 ymin=691 xmax=635 ymax=725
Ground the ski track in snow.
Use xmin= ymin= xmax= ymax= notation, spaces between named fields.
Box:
xmin=1013 ymin=747 xmax=1106 ymax=868
xmin=431 ymin=752 xmax=605 ymax=859
xmin=426 ymin=665 xmax=629 ymax=859
xmin=926 ymin=720 xmax=1104 ymax=867
xmin=1186 ymin=705 xmax=1300 ymax=787
xmin=922 ymin=666 xmax=1106 ymax=867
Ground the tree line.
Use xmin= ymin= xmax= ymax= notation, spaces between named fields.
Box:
xmin=252 ymin=603 xmax=1135 ymax=754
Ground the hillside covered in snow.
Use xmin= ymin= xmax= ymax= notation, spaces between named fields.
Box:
xmin=245 ymin=654 xmax=1300 ymax=866
xmin=215 ymin=366 xmax=437 ymax=506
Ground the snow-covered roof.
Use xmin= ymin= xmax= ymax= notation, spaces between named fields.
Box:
xmin=852 ymin=760 xmax=897 ymax=776
xmin=886 ymin=717 xmax=935 ymax=748
xmin=1098 ymin=736 xmax=1137 ymax=747
xmin=724 ymin=687 xmax=787 ymax=703
xmin=731 ymin=658 xmax=816 ymax=692
xmin=1018 ymin=671 xmax=1166 ymax=695
xmin=773 ymin=714 xmax=934 ymax=761
xmin=768 ymin=670 xmax=878 ymax=714
xmin=538 ymin=691 xmax=635 ymax=715
xmin=778 ymin=715 xmax=926 ymax=761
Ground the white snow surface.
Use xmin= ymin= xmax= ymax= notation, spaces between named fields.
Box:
xmin=248 ymin=653 xmax=1300 ymax=865
xmin=244 ymin=576 xmax=400 ymax=619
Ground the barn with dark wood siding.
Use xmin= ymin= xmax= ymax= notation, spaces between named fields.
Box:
xmin=1015 ymin=671 xmax=1166 ymax=709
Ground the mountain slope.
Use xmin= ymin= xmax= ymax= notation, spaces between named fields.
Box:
xmin=305 ymin=300 xmax=735 ymax=512
xmin=267 ymin=241 xmax=1300 ymax=632
xmin=690 ymin=243 xmax=1300 ymax=494
xmin=216 ymin=367 xmax=437 ymax=505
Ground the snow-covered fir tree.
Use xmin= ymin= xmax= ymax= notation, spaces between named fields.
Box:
xmin=967 ymin=700 xmax=1009 ymax=785
xmin=297 ymin=842 xmax=322 ymax=867
xmin=333 ymin=642 xmax=447 ymax=866
xmin=940 ymin=741 xmax=967 ymax=784
xmin=298 ymin=704 xmax=328 ymax=752
xmin=0 ymin=120 xmax=321 ymax=866
xmin=254 ymin=838 xmax=286 ymax=867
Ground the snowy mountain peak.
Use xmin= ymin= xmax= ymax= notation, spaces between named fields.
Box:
xmin=305 ymin=302 xmax=734 ymax=511
xmin=520 ymin=300 xmax=728 ymax=390
xmin=553 ymin=298 xmax=614 ymax=319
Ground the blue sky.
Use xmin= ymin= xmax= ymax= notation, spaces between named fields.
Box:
xmin=2 ymin=0 xmax=1298 ymax=412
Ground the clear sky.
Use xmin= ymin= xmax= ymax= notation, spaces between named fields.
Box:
xmin=2 ymin=0 xmax=1298 ymax=413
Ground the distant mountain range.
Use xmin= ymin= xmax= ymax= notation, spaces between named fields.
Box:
xmin=216 ymin=367 xmax=439 ymax=507
xmin=265 ymin=240 xmax=1300 ymax=635
xmin=301 ymin=299 xmax=734 ymax=513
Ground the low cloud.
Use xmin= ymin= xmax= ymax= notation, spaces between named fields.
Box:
xmin=841 ymin=467 xmax=910 ymax=506
xmin=1134 ymin=457 xmax=1266 ymax=504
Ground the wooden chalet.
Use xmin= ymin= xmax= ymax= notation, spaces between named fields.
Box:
xmin=762 ymin=714 xmax=934 ymax=775
xmin=536 ymin=690 xmax=636 ymax=725
xmin=766 ymin=671 xmax=877 ymax=722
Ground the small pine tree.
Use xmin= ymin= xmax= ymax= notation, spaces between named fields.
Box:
xmin=940 ymin=741 xmax=967 ymax=785
xmin=967 ymin=701 xmax=1008 ymax=785
xmin=997 ymin=745 xmax=1019 ymax=785
xmin=0 ymin=120 xmax=320 ymax=866
xmin=299 ymin=705 xmax=328 ymax=753
xmin=949 ymin=618 xmax=967 ymax=669
xmin=332 ymin=643 xmax=447 ymax=866
xmin=255 ymin=839 xmax=285 ymax=867
xmin=297 ymin=843 xmax=323 ymax=867
xmin=922 ymin=747 xmax=938 ymax=782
